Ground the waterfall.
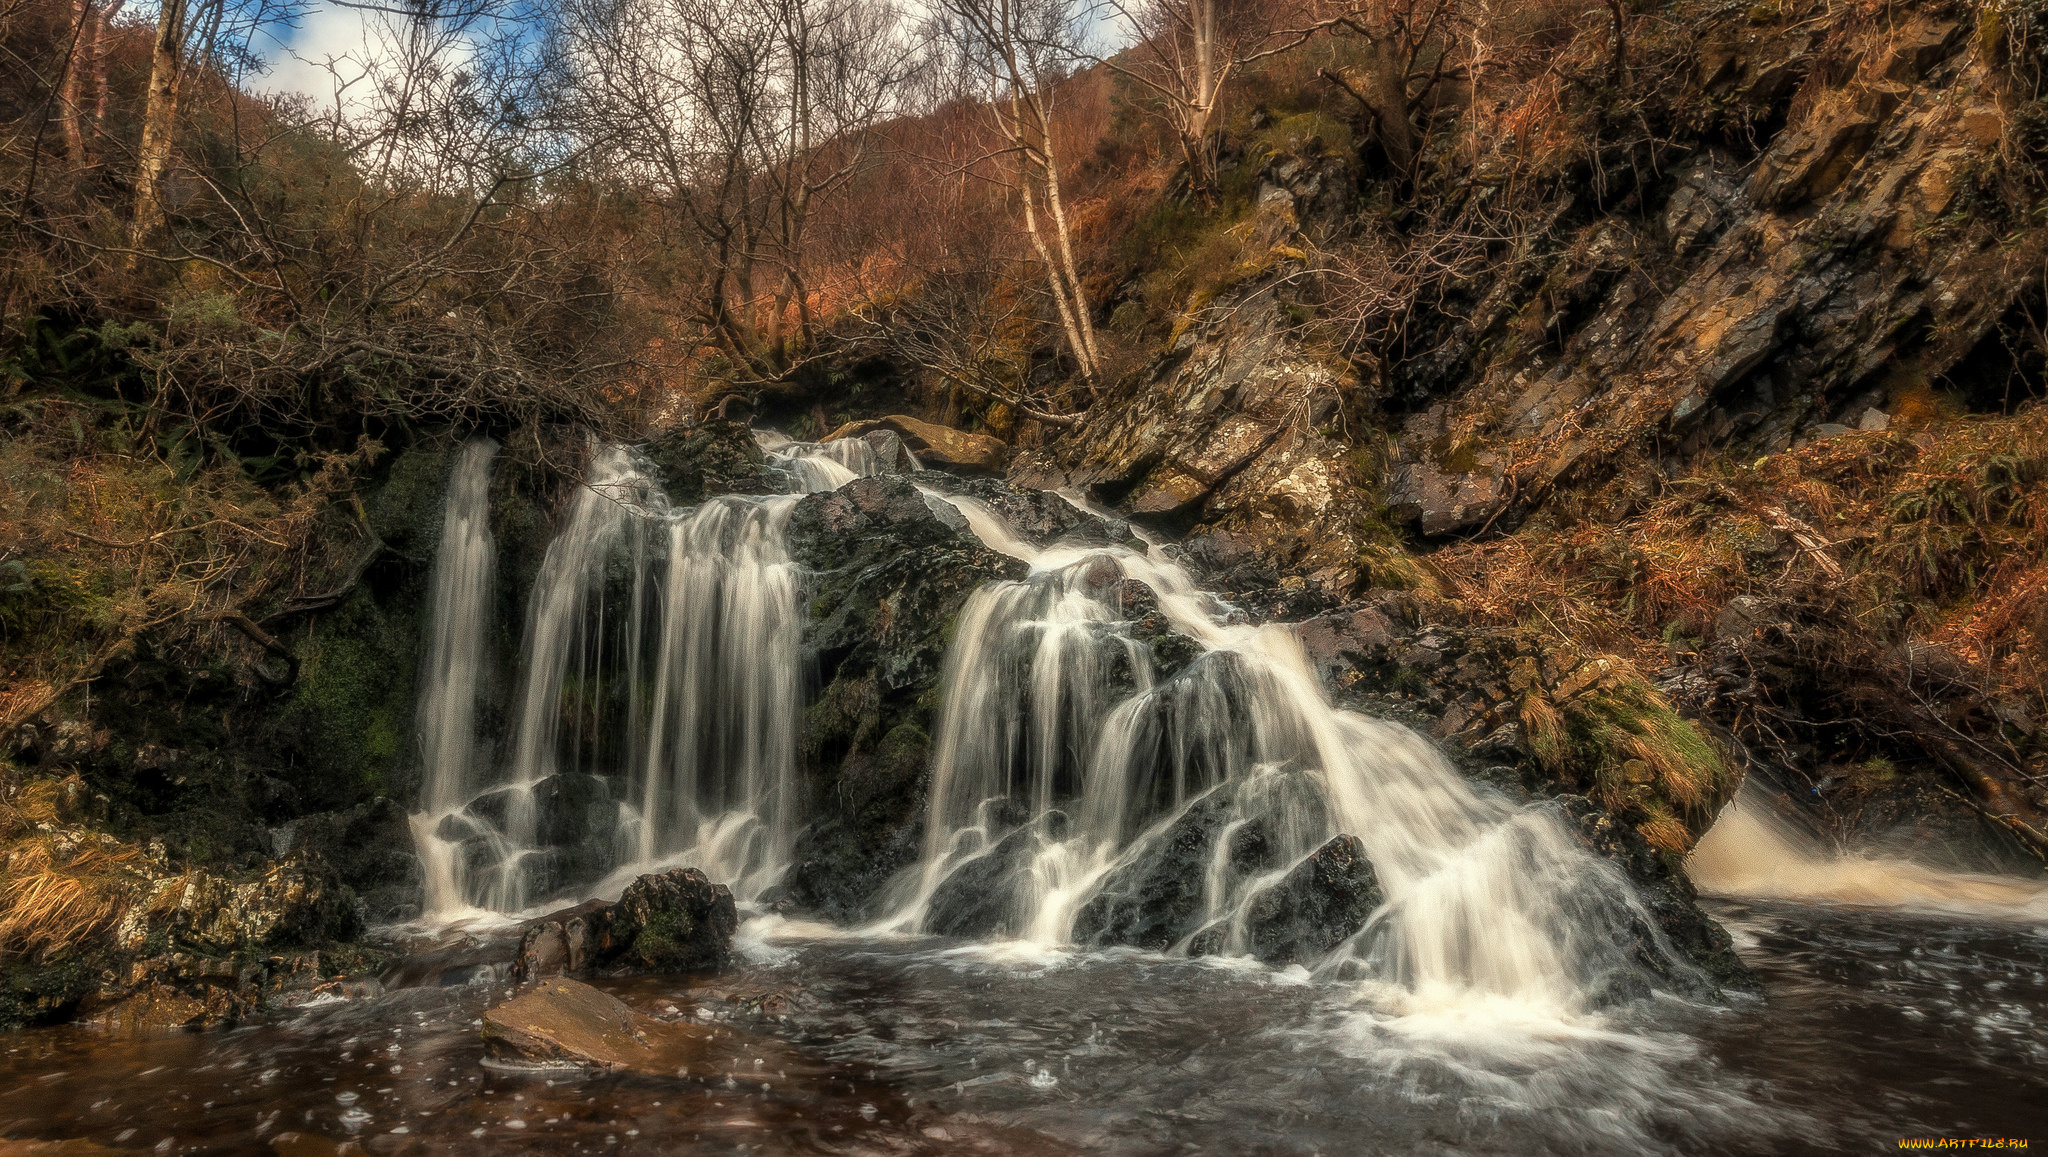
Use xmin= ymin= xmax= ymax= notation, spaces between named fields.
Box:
xmin=489 ymin=446 xmax=663 ymax=912
xmin=626 ymin=494 xmax=804 ymax=902
xmin=409 ymin=438 xmax=499 ymax=920
xmin=411 ymin=429 xmax=900 ymax=921
xmin=877 ymin=495 xmax=1689 ymax=1013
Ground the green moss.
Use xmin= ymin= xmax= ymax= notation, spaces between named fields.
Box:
xmin=1434 ymin=436 xmax=1484 ymax=475
xmin=1249 ymin=111 xmax=1354 ymax=162
xmin=275 ymin=585 xmax=420 ymax=802
xmin=1559 ymin=675 xmax=1731 ymax=820
xmin=629 ymin=907 xmax=698 ymax=969
xmin=366 ymin=443 xmax=450 ymax=550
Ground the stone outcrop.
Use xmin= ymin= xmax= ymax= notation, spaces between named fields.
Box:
xmin=641 ymin=418 xmax=780 ymax=504
xmin=1376 ymin=9 xmax=2033 ymax=536
xmin=1550 ymin=796 xmax=1758 ymax=997
xmin=0 ymin=793 xmax=369 ymax=1031
xmin=826 ymin=415 xmax=1010 ymax=474
xmin=778 ymin=476 xmax=1022 ymax=919
xmin=1289 ymin=594 xmax=1741 ymax=854
xmin=510 ymin=867 xmax=739 ymax=981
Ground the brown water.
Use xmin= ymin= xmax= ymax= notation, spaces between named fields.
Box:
xmin=3 ymin=901 xmax=2044 ymax=1156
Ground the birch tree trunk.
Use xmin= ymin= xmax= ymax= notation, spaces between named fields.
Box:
xmin=88 ymin=0 xmax=126 ymax=163
xmin=58 ymin=0 xmax=89 ymax=162
xmin=131 ymin=0 xmax=191 ymax=246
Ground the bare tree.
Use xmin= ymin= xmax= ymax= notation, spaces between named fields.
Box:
xmin=564 ymin=0 xmax=912 ymax=382
xmin=929 ymin=0 xmax=1103 ymax=392
xmin=1090 ymin=0 xmax=1321 ymax=199
xmin=132 ymin=0 xmax=198 ymax=242
xmin=1314 ymin=0 xmax=1472 ymax=176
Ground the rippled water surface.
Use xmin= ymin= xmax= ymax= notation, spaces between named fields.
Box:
xmin=3 ymin=902 xmax=2043 ymax=1155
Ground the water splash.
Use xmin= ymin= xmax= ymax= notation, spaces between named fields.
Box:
xmin=1687 ymin=780 xmax=2048 ymax=920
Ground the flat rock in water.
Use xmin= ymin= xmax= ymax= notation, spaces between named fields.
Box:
xmin=480 ymin=977 xmax=818 ymax=1080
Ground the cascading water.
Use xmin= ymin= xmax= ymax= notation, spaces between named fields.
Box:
xmin=874 ymin=494 xmax=1692 ymax=1013
xmin=1688 ymin=777 xmax=2048 ymax=919
xmin=624 ymin=493 xmax=804 ymax=902
xmin=411 ymin=429 xmax=905 ymax=921
xmin=409 ymin=438 xmax=499 ymax=919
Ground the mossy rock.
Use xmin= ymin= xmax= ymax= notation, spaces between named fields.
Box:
xmin=640 ymin=420 xmax=777 ymax=506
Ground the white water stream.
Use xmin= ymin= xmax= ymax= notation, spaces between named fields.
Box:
xmin=409 ymin=438 xmax=499 ymax=918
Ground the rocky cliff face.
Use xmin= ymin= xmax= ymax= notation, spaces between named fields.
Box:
xmin=1383 ymin=5 xmax=2036 ymax=538
xmin=1009 ymin=0 xmax=2047 ymax=865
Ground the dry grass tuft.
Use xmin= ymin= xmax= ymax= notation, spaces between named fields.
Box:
xmin=0 ymin=837 xmax=146 ymax=960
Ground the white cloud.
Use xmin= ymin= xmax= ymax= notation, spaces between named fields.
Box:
xmin=256 ymin=1 xmax=378 ymax=108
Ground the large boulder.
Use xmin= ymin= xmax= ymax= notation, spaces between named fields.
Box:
xmin=641 ymin=419 xmax=779 ymax=505
xmin=921 ymin=802 xmax=1037 ymax=938
xmin=149 ymin=852 xmax=363 ymax=955
xmin=781 ymin=477 xmax=1019 ymax=920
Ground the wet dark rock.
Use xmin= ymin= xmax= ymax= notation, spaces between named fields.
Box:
xmin=513 ymin=919 xmax=581 ymax=981
xmin=1549 ymin=796 xmax=1759 ymax=996
xmin=1074 ymin=790 xmax=1271 ymax=951
xmin=922 ymin=802 xmax=1037 ymax=938
xmin=782 ymin=476 xmax=1019 ymax=921
xmin=1240 ymin=835 xmax=1383 ymax=966
xmin=641 ymin=419 xmax=779 ymax=505
xmin=509 ymin=868 xmax=736 ymax=981
xmin=915 ymin=475 xmax=1133 ymax=549
xmin=600 ymin=867 xmax=739 ymax=972
xmin=280 ymin=797 xmax=422 ymax=923
xmin=1108 ymin=578 xmax=1205 ymax=683
xmin=527 ymin=774 xmax=622 ymax=898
